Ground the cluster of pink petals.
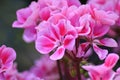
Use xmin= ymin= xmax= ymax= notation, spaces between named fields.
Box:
xmin=30 ymin=55 xmax=59 ymax=80
xmin=62 ymin=4 xmax=118 ymax=60
xmin=0 ymin=45 xmax=16 ymax=73
xmin=82 ymin=53 xmax=120 ymax=80
xmin=36 ymin=19 xmax=77 ymax=60
xmin=88 ymin=0 xmax=120 ymax=26
xmin=0 ymin=45 xmax=16 ymax=79
xmin=13 ymin=0 xmax=119 ymax=61
xmin=3 ymin=55 xmax=58 ymax=80
xmin=12 ymin=0 xmax=80 ymax=43
xmin=35 ymin=3 xmax=118 ymax=60
xmin=4 ymin=63 xmax=43 ymax=80
xmin=11 ymin=0 xmax=120 ymax=79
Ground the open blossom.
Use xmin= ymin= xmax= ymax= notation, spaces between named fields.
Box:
xmin=82 ymin=53 xmax=119 ymax=80
xmin=12 ymin=1 xmax=40 ymax=42
xmin=65 ymin=4 xmax=118 ymax=60
xmin=12 ymin=0 xmax=81 ymax=43
xmin=11 ymin=0 xmax=120 ymax=80
xmin=4 ymin=63 xmax=44 ymax=80
xmin=35 ymin=19 xmax=77 ymax=60
xmin=0 ymin=45 xmax=16 ymax=73
xmin=88 ymin=0 xmax=120 ymax=26
xmin=30 ymin=55 xmax=59 ymax=80
xmin=62 ymin=4 xmax=118 ymax=36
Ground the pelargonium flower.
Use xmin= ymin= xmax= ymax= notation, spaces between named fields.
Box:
xmin=65 ymin=4 xmax=118 ymax=60
xmin=35 ymin=19 xmax=77 ymax=60
xmin=0 ymin=45 xmax=16 ymax=80
xmin=4 ymin=63 xmax=24 ymax=80
xmin=61 ymin=4 xmax=118 ymax=36
xmin=0 ymin=45 xmax=16 ymax=73
xmin=82 ymin=53 xmax=119 ymax=80
xmin=88 ymin=0 xmax=120 ymax=26
xmin=88 ymin=0 xmax=116 ymax=11
xmin=12 ymin=0 xmax=81 ymax=43
xmin=12 ymin=1 xmax=40 ymax=42
xmin=30 ymin=55 xmax=59 ymax=80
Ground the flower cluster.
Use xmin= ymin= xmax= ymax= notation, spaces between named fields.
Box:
xmin=4 ymin=55 xmax=58 ymax=80
xmin=1 ymin=0 xmax=120 ymax=80
xmin=0 ymin=45 xmax=16 ymax=80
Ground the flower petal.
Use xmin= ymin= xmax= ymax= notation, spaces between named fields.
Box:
xmin=39 ymin=7 xmax=50 ymax=20
xmin=23 ymin=27 xmax=36 ymax=43
xmin=57 ymin=20 xmax=67 ymax=36
xmin=82 ymin=65 xmax=100 ymax=80
xmin=76 ymin=42 xmax=90 ymax=58
xmin=93 ymin=24 xmax=110 ymax=38
xmin=93 ymin=44 xmax=108 ymax=60
xmin=50 ymin=46 xmax=65 ymax=60
xmin=35 ymin=36 xmax=56 ymax=54
xmin=0 ymin=45 xmax=16 ymax=73
xmin=63 ymin=35 xmax=75 ymax=50
xmin=99 ymin=38 xmax=118 ymax=47
xmin=104 ymin=53 xmax=119 ymax=68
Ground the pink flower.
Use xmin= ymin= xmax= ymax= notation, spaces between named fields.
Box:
xmin=12 ymin=1 xmax=40 ymax=43
xmin=88 ymin=0 xmax=120 ymax=26
xmin=66 ymin=5 xmax=93 ymax=36
xmin=12 ymin=0 xmax=81 ymax=43
xmin=0 ymin=45 xmax=16 ymax=73
xmin=4 ymin=63 xmax=24 ymax=80
xmin=64 ymin=4 xmax=118 ymax=36
xmin=12 ymin=2 xmax=40 ymax=28
xmin=82 ymin=53 xmax=119 ymax=80
xmin=88 ymin=0 xmax=116 ymax=11
xmin=30 ymin=55 xmax=59 ymax=80
xmin=35 ymin=19 xmax=77 ymax=60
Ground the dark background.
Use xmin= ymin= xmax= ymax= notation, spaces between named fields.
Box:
xmin=0 ymin=0 xmax=87 ymax=71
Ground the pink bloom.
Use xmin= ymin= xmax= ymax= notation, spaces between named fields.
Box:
xmin=35 ymin=19 xmax=77 ymax=60
xmin=82 ymin=53 xmax=119 ymax=80
xmin=12 ymin=0 xmax=81 ymax=43
xmin=66 ymin=5 xmax=93 ymax=36
xmin=30 ymin=55 xmax=59 ymax=80
xmin=12 ymin=1 xmax=40 ymax=43
xmin=64 ymin=4 xmax=118 ymax=36
xmin=88 ymin=0 xmax=116 ymax=11
xmin=0 ymin=45 xmax=16 ymax=73
xmin=4 ymin=63 xmax=24 ymax=80
xmin=12 ymin=2 xmax=40 ymax=28
xmin=88 ymin=0 xmax=120 ymax=26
